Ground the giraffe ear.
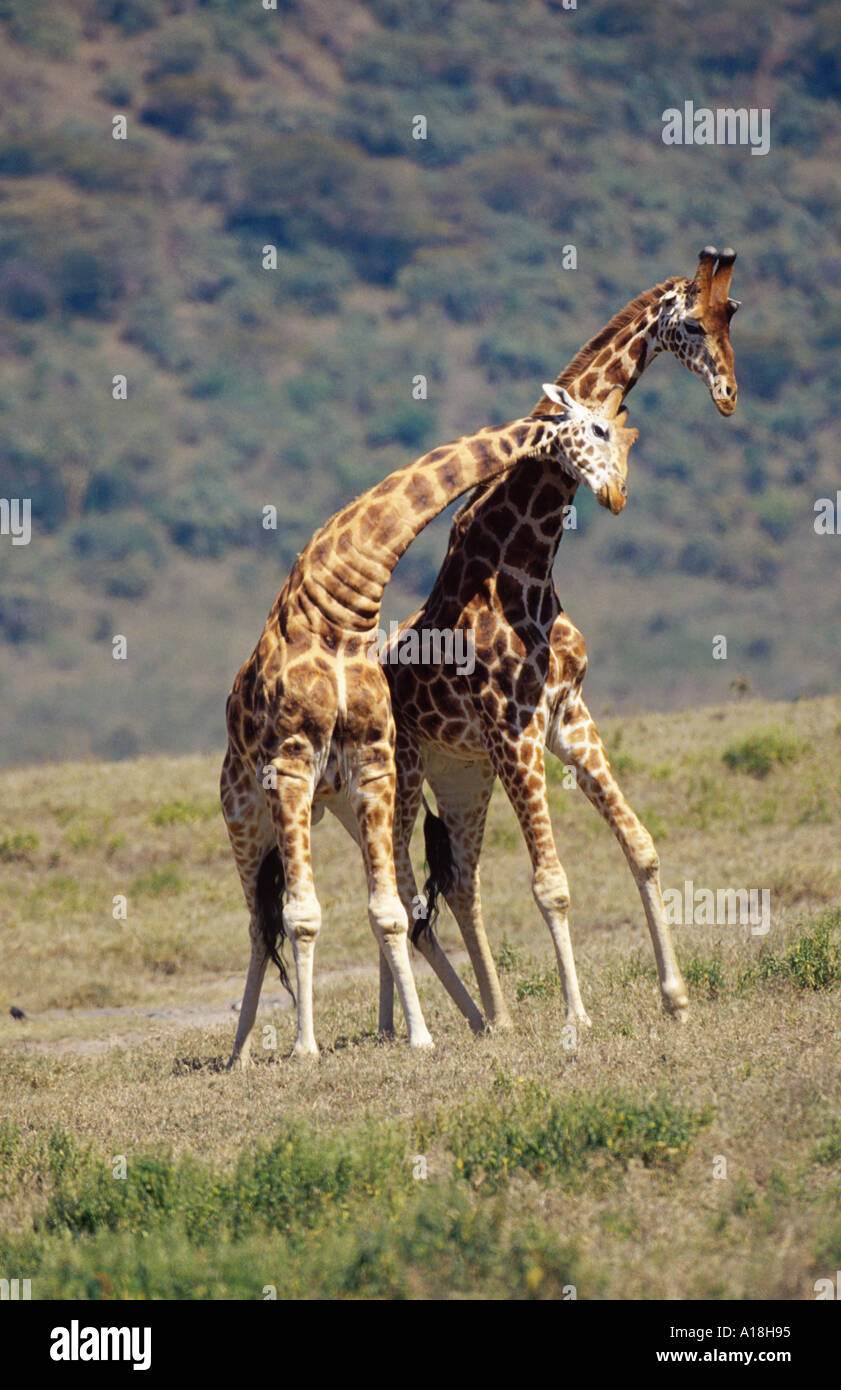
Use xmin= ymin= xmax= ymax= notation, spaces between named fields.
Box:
xmin=542 ymin=383 xmax=575 ymax=412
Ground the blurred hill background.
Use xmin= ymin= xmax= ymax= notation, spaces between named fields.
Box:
xmin=0 ymin=0 xmax=839 ymax=766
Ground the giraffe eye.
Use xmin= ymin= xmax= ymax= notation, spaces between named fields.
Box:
xmin=684 ymin=320 xmax=705 ymax=336
xmin=592 ymin=423 xmax=608 ymax=440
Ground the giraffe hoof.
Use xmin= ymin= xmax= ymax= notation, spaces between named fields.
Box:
xmin=409 ymin=1032 xmax=435 ymax=1051
xmin=291 ymin=1042 xmax=320 ymax=1060
xmin=565 ymin=1011 xmax=592 ymax=1030
xmin=486 ymin=1014 xmax=515 ymax=1034
xmin=664 ymin=996 xmax=690 ymax=1023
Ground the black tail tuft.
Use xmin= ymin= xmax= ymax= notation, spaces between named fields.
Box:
xmin=417 ymin=797 xmax=457 ymax=942
xmin=255 ymin=847 xmax=295 ymax=1002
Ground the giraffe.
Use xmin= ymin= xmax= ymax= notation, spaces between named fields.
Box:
xmin=379 ymin=247 xmax=740 ymax=1035
xmin=221 ymin=386 xmax=639 ymax=1067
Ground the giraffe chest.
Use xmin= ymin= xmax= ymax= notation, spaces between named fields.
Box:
xmin=390 ymin=601 xmax=587 ymax=757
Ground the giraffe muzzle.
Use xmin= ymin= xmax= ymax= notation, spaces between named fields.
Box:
xmin=599 ymin=478 xmax=628 ymax=514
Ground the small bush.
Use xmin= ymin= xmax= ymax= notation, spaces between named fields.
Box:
xmin=723 ymin=728 xmax=802 ymax=779
xmin=812 ymin=1119 xmax=841 ymax=1167
xmin=516 ymin=966 xmax=557 ymax=1001
xmin=496 ymin=937 xmax=523 ymax=973
xmin=445 ymin=1083 xmax=711 ymax=1191
xmin=94 ymin=0 xmax=163 ymax=36
xmin=683 ymin=951 xmax=726 ymax=999
xmin=0 ymin=830 xmax=39 ymax=861
xmin=737 ymin=909 xmax=841 ymax=993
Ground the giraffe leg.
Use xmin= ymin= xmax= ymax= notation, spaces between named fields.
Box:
xmin=484 ymin=731 xmax=591 ymax=1029
xmin=348 ymin=753 xmax=433 ymax=1050
xmin=221 ymin=746 xmax=275 ymax=1071
xmin=547 ymin=693 xmax=690 ymax=1021
xmin=391 ymin=732 xmax=485 ymax=1035
xmin=322 ymin=793 xmax=401 ymax=1039
xmin=264 ymin=755 xmax=323 ymax=1058
xmin=423 ymin=752 xmax=513 ymax=1030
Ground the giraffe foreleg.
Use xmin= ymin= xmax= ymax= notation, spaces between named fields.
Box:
xmin=485 ymin=731 xmax=591 ymax=1030
xmin=349 ymin=751 xmax=433 ymax=1050
xmin=221 ymin=746 xmax=275 ymax=1071
xmin=547 ymin=695 xmax=689 ymax=1021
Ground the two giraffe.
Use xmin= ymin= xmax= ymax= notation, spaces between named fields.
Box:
xmin=380 ymin=247 xmax=739 ymax=1036
xmin=222 ymin=247 xmax=739 ymax=1059
xmin=221 ymin=388 xmax=638 ymax=1065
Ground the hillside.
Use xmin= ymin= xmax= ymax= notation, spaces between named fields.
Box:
xmin=1 ymin=0 xmax=841 ymax=765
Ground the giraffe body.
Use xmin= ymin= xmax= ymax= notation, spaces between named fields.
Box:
xmin=380 ymin=250 xmax=740 ymax=1034
xmin=221 ymin=392 xmax=637 ymax=1066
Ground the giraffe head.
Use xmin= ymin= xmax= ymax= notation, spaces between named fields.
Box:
xmin=657 ymin=247 xmax=739 ymax=416
xmin=537 ymin=383 xmax=638 ymax=515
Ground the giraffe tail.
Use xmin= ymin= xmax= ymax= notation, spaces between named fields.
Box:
xmin=418 ymin=796 xmax=457 ymax=941
xmin=255 ymin=847 xmax=295 ymax=1002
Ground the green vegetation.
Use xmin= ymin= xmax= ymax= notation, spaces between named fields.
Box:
xmin=735 ymin=908 xmax=841 ymax=992
xmin=723 ymin=727 xmax=803 ymax=779
xmin=0 ymin=1 xmax=839 ymax=765
xmin=442 ymin=1082 xmax=710 ymax=1190
xmin=0 ymin=1082 xmax=703 ymax=1298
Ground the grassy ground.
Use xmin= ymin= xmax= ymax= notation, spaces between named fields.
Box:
xmin=1 ymin=693 xmax=840 ymax=1299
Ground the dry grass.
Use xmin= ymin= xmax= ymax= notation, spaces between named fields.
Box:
xmin=1 ymin=693 xmax=840 ymax=1298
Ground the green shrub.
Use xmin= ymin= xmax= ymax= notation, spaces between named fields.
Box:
xmin=0 ymin=594 xmax=59 ymax=644
xmin=516 ymin=966 xmax=557 ymax=1001
xmin=738 ymin=909 xmax=841 ymax=993
xmin=1 ymin=267 xmax=51 ymax=321
xmin=683 ymin=950 xmax=726 ymax=999
xmin=94 ymin=0 xmax=163 ymax=36
xmin=755 ymin=489 xmax=797 ymax=544
xmin=445 ymin=1083 xmax=711 ymax=1191
xmin=98 ymin=72 xmax=136 ymax=106
xmin=723 ymin=728 xmax=802 ymax=779
xmin=57 ymin=246 xmax=124 ymax=318
xmin=0 ymin=830 xmax=39 ymax=861
xmin=812 ymin=1119 xmax=841 ymax=1167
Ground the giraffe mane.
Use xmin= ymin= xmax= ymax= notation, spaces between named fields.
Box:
xmin=551 ymin=276 xmax=687 ymax=392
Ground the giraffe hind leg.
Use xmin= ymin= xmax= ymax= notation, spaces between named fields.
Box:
xmin=221 ymin=748 xmax=278 ymax=1070
xmin=423 ymin=753 xmax=513 ymax=1030
xmin=391 ymin=735 xmax=485 ymax=1036
xmin=547 ymin=693 xmax=689 ymax=1021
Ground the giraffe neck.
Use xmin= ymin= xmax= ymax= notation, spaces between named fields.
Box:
xmin=538 ymin=276 xmax=684 ymax=412
xmin=433 ymin=278 xmax=683 ymax=591
xmin=282 ymin=415 xmax=565 ymax=639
